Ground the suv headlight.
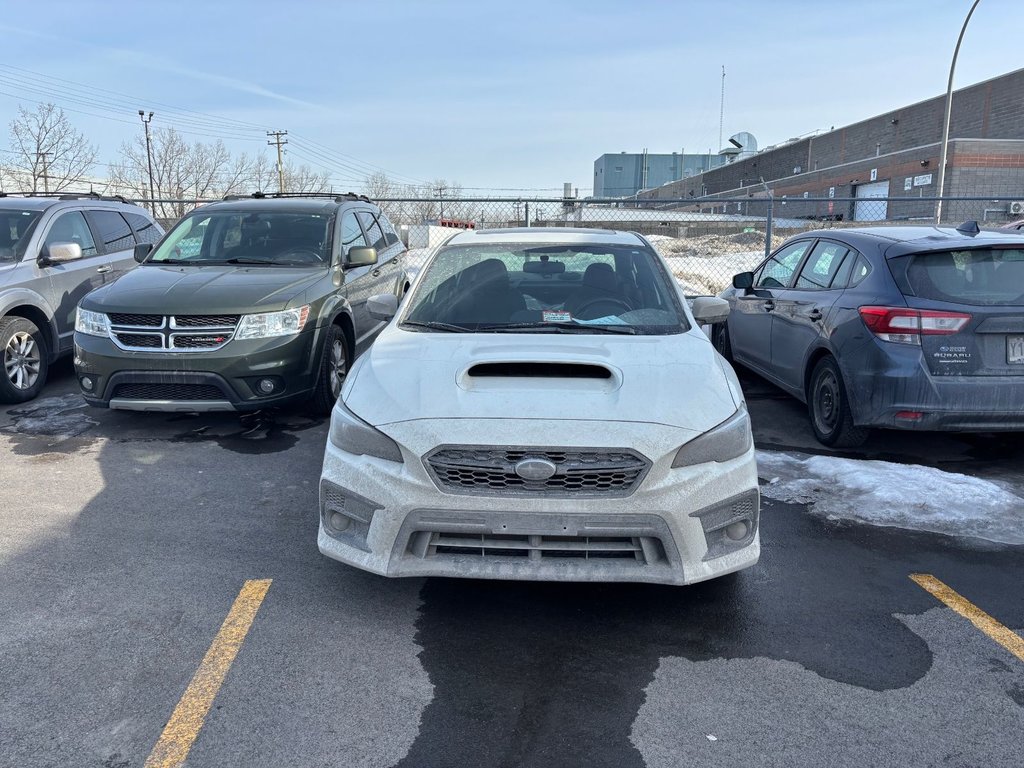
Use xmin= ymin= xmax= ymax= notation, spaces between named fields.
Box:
xmin=75 ymin=308 xmax=111 ymax=337
xmin=234 ymin=306 xmax=310 ymax=340
xmin=329 ymin=399 xmax=404 ymax=463
xmin=672 ymin=405 xmax=752 ymax=467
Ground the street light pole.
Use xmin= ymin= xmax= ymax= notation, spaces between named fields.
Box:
xmin=935 ymin=0 xmax=981 ymax=225
xmin=139 ymin=111 xmax=155 ymax=214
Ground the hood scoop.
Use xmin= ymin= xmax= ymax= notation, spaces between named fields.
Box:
xmin=459 ymin=360 xmax=622 ymax=393
xmin=468 ymin=362 xmax=612 ymax=379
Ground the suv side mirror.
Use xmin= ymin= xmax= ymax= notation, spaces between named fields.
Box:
xmin=367 ymin=293 xmax=398 ymax=321
xmin=346 ymin=246 xmax=378 ymax=268
xmin=41 ymin=242 xmax=83 ymax=265
xmin=733 ymin=271 xmax=754 ymax=290
xmin=134 ymin=243 xmax=153 ymax=263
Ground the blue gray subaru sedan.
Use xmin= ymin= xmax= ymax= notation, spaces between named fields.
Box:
xmin=715 ymin=222 xmax=1024 ymax=447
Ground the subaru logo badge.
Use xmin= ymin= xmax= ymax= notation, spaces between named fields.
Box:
xmin=514 ymin=458 xmax=557 ymax=481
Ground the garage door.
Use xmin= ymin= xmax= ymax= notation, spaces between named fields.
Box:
xmin=854 ymin=180 xmax=889 ymax=221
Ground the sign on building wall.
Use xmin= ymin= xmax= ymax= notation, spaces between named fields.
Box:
xmin=913 ymin=174 xmax=933 ymax=187
xmin=904 ymin=177 xmax=913 ymax=191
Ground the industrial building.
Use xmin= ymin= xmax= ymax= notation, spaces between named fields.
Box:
xmin=593 ymin=151 xmax=726 ymax=197
xmin=637 ymin=67 xmax=1024 ymax=223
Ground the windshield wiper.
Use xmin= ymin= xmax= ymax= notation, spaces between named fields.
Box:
xmin=480 ymin=321 xmax=637 ymax=335
xmin=224 ymin=257 xmax=275 ymax=265
xmin=400 ymin=320 xmax=473 ymax=333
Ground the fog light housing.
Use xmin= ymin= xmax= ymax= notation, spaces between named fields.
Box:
xmin=320 ymin=480 xmax=382 ymax=552
xmin=690 ymin=489 xmax=760 ymax=560
xmin=257 ymin=378 xmax=276 ymax=394
xmin=80 ymin=376 xmax=95 ymax=392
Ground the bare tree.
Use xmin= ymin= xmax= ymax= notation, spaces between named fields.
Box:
xmin=243 ymin=154 xmax=332 ymax=195
xmin=2 ymin=103 xmax=98 ymax=193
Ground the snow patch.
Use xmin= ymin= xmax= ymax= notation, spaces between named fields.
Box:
xmin=757 ymin=450 xmax=1024 ymax=545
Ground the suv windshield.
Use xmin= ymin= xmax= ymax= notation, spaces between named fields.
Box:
xmin=147 ymin=211 xmax=332 ymax=267
xmin=0 ymin=210 xmax=42 ymax=263
xmin=402 ymin=242 xmax=688 ymax=334
xmin=906 ymin=248 xmax=1024 ymax=306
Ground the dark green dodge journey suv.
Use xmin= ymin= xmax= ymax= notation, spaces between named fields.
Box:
xmin=73 ymin=193 xmax=407 ymax=414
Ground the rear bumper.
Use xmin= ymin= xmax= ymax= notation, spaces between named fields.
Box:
xmin=846 ymin=342 xmax=1024 ymax=431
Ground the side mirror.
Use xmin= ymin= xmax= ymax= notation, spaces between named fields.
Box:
xmin=134 ymin=243 xmax=153 ymax=263
xmin=732 ymin=272 xmax=754 ymax=290
xmin=41 ymin=242 xmax=83 ymax=265
xmin=346 ymin=246 xmax=378 ymax=268
xmin=367 ymin=293 xmax=399 ymax=321
xmin=691 ymin=296 xmax=731 ymax=325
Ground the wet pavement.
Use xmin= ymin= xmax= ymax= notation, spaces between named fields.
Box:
xmin=1 ymin=360 xmax=1021 ymax=767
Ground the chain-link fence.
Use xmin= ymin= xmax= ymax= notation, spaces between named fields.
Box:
xmin=380 ymin=195 xmax=1024 ymax=295
xmin=132 ymin=193 xmax=1024 ymax=296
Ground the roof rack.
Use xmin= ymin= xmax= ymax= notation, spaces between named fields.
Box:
xmin=0 ymin=191 xmax=136 ymax=205
xmin=221 ymin=191 xmax=374 ymax=204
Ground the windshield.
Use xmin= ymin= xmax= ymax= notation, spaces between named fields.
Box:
xmin=147 ymin=211 xmax=333 ymax=267
xmin=401 ymin=242 xmax=688 ymax=334
xmin=0 ymin=209 xmax=42 ymax=263
xmin=906 ymin=248 xmax=1024 ymax=306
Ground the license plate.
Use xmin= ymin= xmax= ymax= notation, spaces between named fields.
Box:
xmin=1009 ymin=335 xmax=1024 ymax=364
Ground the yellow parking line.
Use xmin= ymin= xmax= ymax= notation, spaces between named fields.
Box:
xmin=910 ymin=573 xmax=1024 ymax=662
xmin=144 ymin=579 xmax=272 ymax=768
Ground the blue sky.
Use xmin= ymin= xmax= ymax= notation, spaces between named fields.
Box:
xmin=0 ymin=0 xmax=1021 ymax=194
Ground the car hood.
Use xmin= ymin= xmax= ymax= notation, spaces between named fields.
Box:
xmin=344 ymin=326 xmax=741 ymax=434
xmin=81 ymin=265 xmax=326 ymax=315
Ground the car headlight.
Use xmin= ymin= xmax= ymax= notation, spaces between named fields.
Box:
xmin=672 ymin=405 xmax=752 ymax=467
xmin=75 ymin=308 xmax=111 ymax=337
xmin=329 ymin=399 xmax=404 ymax=463
xmin=234 ymin=306 xmax=311 ymax=340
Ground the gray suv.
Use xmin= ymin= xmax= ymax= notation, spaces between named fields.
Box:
xmin=0 ymin=193 xmax=163 ymax=403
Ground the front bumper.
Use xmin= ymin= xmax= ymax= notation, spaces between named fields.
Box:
xmin=73 ymin=327 xmax=322 ymax=411
xmin=846 ymin=342 xmax=1024 ymax=431
xmin=318 ymin=419 xmax=760 ymax=585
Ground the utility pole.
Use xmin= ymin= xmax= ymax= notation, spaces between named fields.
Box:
xmin=267 ymin=130 xmax=288 ymax=193
xmin=718 ymin=65 xmax=726 ymax=152
xmin=36 ymin=151 xmax=52 ymax=193
xmin=435 ymin=183 xmax=446 ymax=220
xmin=138 ymin=111 xmax=155 ymax=214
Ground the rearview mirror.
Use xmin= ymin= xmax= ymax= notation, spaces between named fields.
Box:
xmin=134 ymin=243 xmax=153 ymax=263
xmin=732 ymin=272 xmax=754 ymax=290
xmin=42 ymin=242 xmax=83 ymax=265
xmin=691 ymin=296 xmax=731 ymax=325
xmin=367 ymin=293 xmax=398 ymax=321
xmin=346 ymin=246 xmax=378 ymax=268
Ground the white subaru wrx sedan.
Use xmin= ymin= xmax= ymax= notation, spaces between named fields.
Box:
xmin=318 ymin=228 xmax=759 ymax=585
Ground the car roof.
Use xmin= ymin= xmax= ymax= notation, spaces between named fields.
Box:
xmin=446 ymin=227 xmax=648 ymax=247
xmin=0 ymin=196 xmax=72 ymax=211
xmin=791 ymin=224 xmax=1024 ymax=258
xmin=0 ymin=195 xmax=146 ymax=213
xmin=197 ymin=197 xmax=363 ymax=215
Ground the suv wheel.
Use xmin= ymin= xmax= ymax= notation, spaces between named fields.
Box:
xmin=0 ymin=317 xmax=48 ymax=404
xmin=311 ymin=325 xmax=348 ymax=416
xmin=808 ymin=356 xmax=868 ymax=448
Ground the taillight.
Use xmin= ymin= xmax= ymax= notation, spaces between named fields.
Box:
xmin=858 ymin=306 xmax=971 ymax=345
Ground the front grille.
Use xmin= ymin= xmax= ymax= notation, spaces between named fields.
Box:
xmin=110 ymin=383 xmax=226 ymax=401
xmin=173 ymin=315 xmax=240 ymax=328
xmin=410 ymin=531 xmax=666 ymax=564
xmin=113 ymin=333 xmax=163 ymax=348
xmin=107 ymin=314 xmax=238 ymax=352
xmin=108 ymin=313 xmax=162 ymax=327
xmin=425 ymin=446 xmax=650 ymax=496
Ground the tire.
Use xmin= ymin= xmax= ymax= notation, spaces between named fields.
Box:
xmin=712 ymin=322 xmax=734 ymax=363
xmin=310 ymin=324 xmax=348 ymax=416
xmin=808 ymin=356 xmax=869 ymax=448
xmin=0 ymin=316 xmax=49 ymax=404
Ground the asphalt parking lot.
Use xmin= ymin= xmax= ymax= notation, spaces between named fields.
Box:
xmin=1 ymin=359 xmax=1022 ymax=768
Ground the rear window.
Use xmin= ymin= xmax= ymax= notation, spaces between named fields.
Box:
xmin=906 ymin=249 xmax=1024 ymax=306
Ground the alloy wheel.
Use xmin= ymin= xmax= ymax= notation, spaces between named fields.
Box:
xmin=329 ymin=340 xmax=347 ymax=398
xmin=4 ymin=331 xmax=41 ymax=391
